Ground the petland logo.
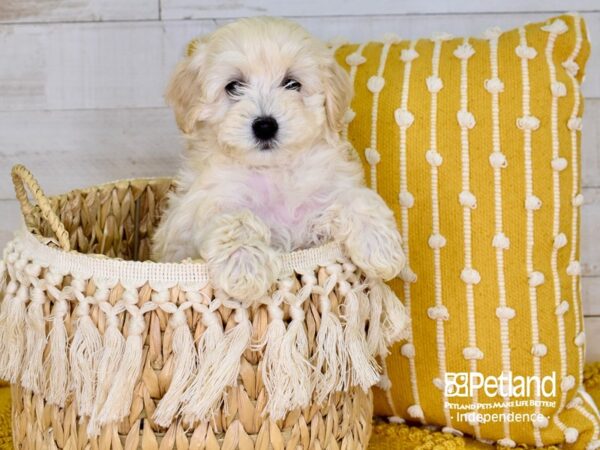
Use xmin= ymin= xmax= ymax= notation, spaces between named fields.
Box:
xmin=445 ymin=372 xmax=557 ymax=398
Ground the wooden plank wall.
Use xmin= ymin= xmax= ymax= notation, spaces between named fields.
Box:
xmin=0 ymin=0 xmax=598 ymax=360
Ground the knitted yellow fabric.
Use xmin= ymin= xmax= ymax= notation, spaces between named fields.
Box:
xmin=0 ymin=364 xmax=598 ymax=448
xmin=0 ymin=387 xmax=11 ymax=450
xmin=335 ymin=14 xmax=598 ymax=449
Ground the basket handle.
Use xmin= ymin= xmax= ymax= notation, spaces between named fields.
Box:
xmin=11 ymin=164 xmax=71 ymax=251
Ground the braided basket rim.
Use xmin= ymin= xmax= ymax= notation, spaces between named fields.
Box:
xmin=13 ymin=176 xmax=346 ymax=287
xmin=14 ymin=227 xmax=345 ymax=287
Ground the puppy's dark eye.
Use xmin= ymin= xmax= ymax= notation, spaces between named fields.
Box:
xmin=282 ymin=78 xmax=301 ymax=91
xmin=225 ymin=80 xmax=244 ymax=96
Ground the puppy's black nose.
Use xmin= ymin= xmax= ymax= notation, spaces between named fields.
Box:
xmin=252 ymin=116 xmax=278 ymax=142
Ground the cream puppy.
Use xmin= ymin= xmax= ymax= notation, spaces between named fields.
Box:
xmin=152 ymin=17 xmax=405 ymax=303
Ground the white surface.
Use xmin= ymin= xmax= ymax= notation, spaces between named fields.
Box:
xmin=160 ymin=0 xmax=600 ymax=19
xmin=0 ymin=0 xmax=157 ymax=23
xmin=1 ymin=13 xmax=600 ymax=113
xmin=0 ymin=1 xmax=598 ymax=347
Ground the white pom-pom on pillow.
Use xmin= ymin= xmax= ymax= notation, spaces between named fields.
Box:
xmin=485 ymin=77 xmax=505 ymax=94
xmin=346 ymin=52 xmax=366 ymax=66
xmin=492 ymin=232 xmax=510 ymax=249
xmin=457 ymin=110 xmax=476 ymax=129
xmin=426 ymin=149 xmax=443 ymax=167
xmin=343 ymin=109 xmax=356 ymax=124
xmin=459 ymin=191 xmax=477 ymax=208
xmin=461 ymin=268 xmax=481 ymax=285
xmin=388 ymin=416 xmax=405 ymax=424
xmin=399 ymin=191 xmax=415 ymax=208
xmin=496 ymin=306 xmax=516 ymax=320
xmin=555 ymin=300 xmax=570 ymax=315
xmin=531 ymin=343 xmax=548 ymax=357
xmin=407 ymin=404 xmax=424 ymax=419
xmin=561 ymin=375 xmax=576 ymax=392
xmin=426 ymin=76 xmax=443 ymax=93
xmin=427 ymin=305 xmax=449 ymax=320
xmin=489 ymin=152 xmax=508 ymax=168
xmin=526 ymin=195 xmax=542 ymax=211
xmin=568 ymin=117 xmax=583 ymax=131
xmin=564 ymin=427 xmax=579 ymax=444
xmin=497 ymin=438 xmax=516 ymax=448
xmin=395 ymin=108 xmax=414 ymax=128
xmin=533 ymin=415 xmax=549 ymax=429
xmin=551 ymin=81 xmax=567 ymax=97
xmin=401 ymin=343 xmax=415 ymax=358
xmin=367 ymin=76 xmax=385 ymax=93
xmin=462 ymin=346 xmax=483 ymax=360
xmin=567 ymin=261 xmax=582 ymax=276
xmin=428 ymin=233 xmax=447 ymax=249
xmin=541 ymin=19 xmax=569 ymax=35
xmin=551 ymin=157 xmax=568 ymax=171
xmin=554 ymin=233 xmax=568 ymax=249
xmin=453 ymin=43 xmax=475 ymax=60
xmin=365 ymin=148 xmax=381 ymax=165
xmin=515 ymin=45 xmax=537 ymax=59
xmin=483 ymin=27 xmax=503 ymax=40
xmin=400 ymin=48 xmax=419 ymax=62
xmin=563 ymin=60 xmax=579 ymax=76
xmin=517 ymin=115 xmax=541 ymax=130
xmin=528 ymin=271 xmax=545 ymax=287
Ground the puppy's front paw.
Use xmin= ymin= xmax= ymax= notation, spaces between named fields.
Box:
xmin=347 ymin=227 xmax=406 ymax=281
xmin=210 ymin=246 xmax=281 ymax=304
xmin=202 ymin=211 xmax=281 ymax=304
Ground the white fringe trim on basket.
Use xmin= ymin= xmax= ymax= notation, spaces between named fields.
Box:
xmin=0 ymin=228 xmax=409 ymax=434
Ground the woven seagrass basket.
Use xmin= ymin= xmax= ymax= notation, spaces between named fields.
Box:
xmin=0 ymin=165 xmax=408 ymax=449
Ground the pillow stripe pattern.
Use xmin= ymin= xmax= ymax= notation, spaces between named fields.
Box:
xmin=487 ymin=25 xmax=515 ymax=447
xmin=335 ymin=14 xmax=600 ymax=449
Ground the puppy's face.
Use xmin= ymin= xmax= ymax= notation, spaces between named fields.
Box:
xmin=166 ymin=17 xmax=352 ymax=165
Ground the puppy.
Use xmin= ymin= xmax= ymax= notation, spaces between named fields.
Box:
xmin=152 ymin=17 xmax=405 ymax=304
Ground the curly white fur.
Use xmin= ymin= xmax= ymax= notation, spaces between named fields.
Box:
xmin=152 ymin=17 xmax=405 ymax=302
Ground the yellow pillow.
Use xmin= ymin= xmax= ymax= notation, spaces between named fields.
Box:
xmin=336 ymin=14 xmax=599 ymax=449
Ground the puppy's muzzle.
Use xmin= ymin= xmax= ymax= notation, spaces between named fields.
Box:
xmin=252 ymin=116 xmax=278 ymax=148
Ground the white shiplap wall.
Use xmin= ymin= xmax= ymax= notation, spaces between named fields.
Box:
xmin=0 ymin=0 xmax=598 ymax=359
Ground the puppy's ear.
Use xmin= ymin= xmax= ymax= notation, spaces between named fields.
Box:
xmin=165 ymin=40 xmax=206 ymax=134
xmin=324 ymin=58 xmax=352 ymax=133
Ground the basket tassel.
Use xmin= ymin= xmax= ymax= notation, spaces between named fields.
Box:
xmin=21 ymin=285 xmax=47 ymax=395
xmin=87 ymin=308 xmax=125 ymax=435
xmin=153 ymin=309 xmax=197 ymax=428
xmin=374 ymin=279 xmax=410 ymax=346
xmin=366 ymin=279 xmax=386 ymax=358
xmin=97 ymin=313 xmax=145 ymax=425
xmin=70 ymin=298 xmax=102 ymax=417
xmin=314 ymin=292 xmax=348 ymax=403
xmin=260 ymin=298 xmax=288 ymax=419
xmin=0 ymin=283 xmax=28 ymax=383
xmin=45 ymin=295 xmax=70 ymax=407
xmin=176 ymin=302 xmax=224 ymax=420
xmin=196 ymin=304 xmax=225 ymax=366
xmin=341 ymin=281 xmax=380 ymax=391
xmin=275 ymin=292 xmax=312 ymax=415
xmin=181 ymin=306 xmax=252 ymax=423
xmin=261 ymin=280 xmax=312 ymax=420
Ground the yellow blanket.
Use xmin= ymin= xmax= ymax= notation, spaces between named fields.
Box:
xmin=0 ymin=364 xmax=598 ymax=449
